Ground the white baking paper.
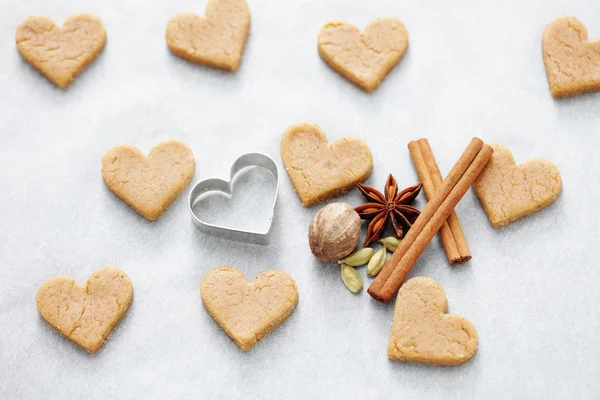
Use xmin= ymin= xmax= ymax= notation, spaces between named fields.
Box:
xmin=1 ymin=0 xmax=599 ymax=398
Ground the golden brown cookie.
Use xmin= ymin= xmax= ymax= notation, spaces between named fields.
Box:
xmin=36 ymin=267 xmax=133 ymax=353
xmin=280 ymin=122 xmax=373 ymax=207
xmin=388 ymin=276 xmax=478 ymax=366
xmin=318 ymin=18 xmax=409 ymax=92
xmin=101 ymin=140 xmax=195 ymax=221
xmin=16 ymin=14 xmax=106 ymax=89
xmin=200 ymin=267 xmax=298 ymax=351
xmin=474 ymin=143 xmax=562 ymax=228
xmin=165 ymin=0 xmax=250 ymax=71
xmin=542 ymin=17 xmax=600 ymax=98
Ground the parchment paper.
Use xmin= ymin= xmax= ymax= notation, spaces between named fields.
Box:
xmin=1 ymin=0 xmax=599 ymax=398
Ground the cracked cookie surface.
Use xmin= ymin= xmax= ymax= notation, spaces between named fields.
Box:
xmin=388 ymin=276 xmax=478 ymax=366
xmin=16 ymin=14 xmax=106 ymax=89
xmin=542 ymin=17 xmax=600 ymax=98
xmin=36 ymin=267 xmax=133 ymax=353
xmin=280 ymin=122 xmax=372 ymax=207
xmin=101 ymin=140 xmax=195 ymax=221
xmin=200 ymin=267 xmax=298 ymax=351
xmin=318 ymin=18 xmax=408 ymax=92
xmin=165 ymin=0 xmax=250 ymax=71
xmin=474 ymin=143 xmax=562 ymax=228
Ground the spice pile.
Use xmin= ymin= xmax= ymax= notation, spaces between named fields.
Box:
xmin=308 ymin=175 xmax=422 ymax=293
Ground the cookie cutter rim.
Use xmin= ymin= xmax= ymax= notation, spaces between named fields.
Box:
xmin=188 ymin=152 xmax=279 ymax=245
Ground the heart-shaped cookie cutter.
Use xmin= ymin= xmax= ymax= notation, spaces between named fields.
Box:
xmin=188 ymin=152 xmax=279 ymax=245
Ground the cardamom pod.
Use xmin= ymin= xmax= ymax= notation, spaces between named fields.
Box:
xmin=367 ymin=247 xmax=387 ymax=277
xmin=340 ymin=264 xmax=363 ymax=293
xmin=379 ymin=236 xmax=401 ymax=252
xmin=337 ymin=248 xmax=375 ymax=266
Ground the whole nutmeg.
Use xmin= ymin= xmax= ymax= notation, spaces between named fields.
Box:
xmin=309 ymin=202 xmax=361 ymax=261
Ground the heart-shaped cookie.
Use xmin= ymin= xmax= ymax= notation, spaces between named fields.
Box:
xmin=318 ymin=18 xmax=409 ymax=92
xmin=16 ymin=14 xmax=106 ymax=89
xmin=200 ymin=267 xmax=298 ymax=351
xmin=101 ymin=140 xmax=196 ymax=221
xmin=388 ymin=277 xmax=478 ymax=366
xmin=474 ymin=143 xmax=562 ymax=228
xmin=281 ymin=122 xmax=373 ymax=207
xmin=165 ymin=0 xmax=250 ymax=71
xmin=542 ymin=17 xmax=600 ymax=98
xmin=36 ymin=267 xmax=133 ymax=353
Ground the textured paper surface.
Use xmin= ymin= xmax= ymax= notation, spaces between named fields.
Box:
xmin=1 ymin=0 xmax=599 ymax=399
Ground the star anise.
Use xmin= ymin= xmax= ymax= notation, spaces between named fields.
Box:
xmin=355 ymin=175 xmax=422 ymax=246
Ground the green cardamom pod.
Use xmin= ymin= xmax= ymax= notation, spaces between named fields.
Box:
xmin=367 ymin=247 xmax=387 ymax=277
xmin=340 ymin=264 xmax=363 ymax=293
xmin=379 ymin=236 xmax=401 ymax=252
xmin=337 ymin=247 xmax=375 ymax=266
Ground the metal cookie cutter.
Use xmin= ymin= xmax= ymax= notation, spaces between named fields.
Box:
xmin=188 ymin=152 xmax=279 ymax=245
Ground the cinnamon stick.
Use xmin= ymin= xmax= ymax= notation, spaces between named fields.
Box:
xmin=368 ymin=139 xmax=493 ymax=303
xmin=408 ymin=139 xmax=471 ymax=265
